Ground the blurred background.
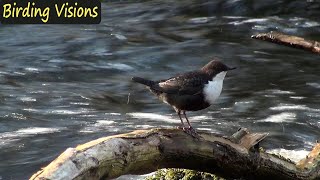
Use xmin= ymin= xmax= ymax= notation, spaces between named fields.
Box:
xmin=0 ymin=0 xmax=320 ymax=179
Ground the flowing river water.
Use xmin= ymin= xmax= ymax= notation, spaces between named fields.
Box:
xmin=0 ymin=0 xmax=320 ymax=179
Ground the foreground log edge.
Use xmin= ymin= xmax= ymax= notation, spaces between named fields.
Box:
xmin=30 ymin=128 xmax=320 ymax=180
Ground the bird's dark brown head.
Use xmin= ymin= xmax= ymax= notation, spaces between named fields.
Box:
xmin=201 ymin=59 xmax=236 ymax=76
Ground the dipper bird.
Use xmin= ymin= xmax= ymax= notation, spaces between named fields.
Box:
xmin=132 ymin=59 xmax=235 ymax=136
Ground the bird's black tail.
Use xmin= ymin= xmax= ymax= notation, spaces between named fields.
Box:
xmin=131 ymin=77 xmax=155 ymax=87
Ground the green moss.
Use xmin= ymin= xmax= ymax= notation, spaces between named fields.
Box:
xmin=145 ymin=169 xmax=223 ymax=180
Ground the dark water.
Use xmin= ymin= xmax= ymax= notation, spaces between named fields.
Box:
xmin=0 ymin=0 xmax=320 ymax=179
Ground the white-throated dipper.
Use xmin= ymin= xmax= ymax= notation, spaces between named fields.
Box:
xmin=132 ymin=59 xmax=236 ymax=136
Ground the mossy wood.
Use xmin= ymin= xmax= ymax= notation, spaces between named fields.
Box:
xmin=251 ymin=31 xmax=320 ymax=54
xmin=30 ymin=128 xmax=320 ymax=180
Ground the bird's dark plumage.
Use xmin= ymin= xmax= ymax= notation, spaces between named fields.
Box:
xmin=131 ymin=77 xmax=155 ymax=87
xmin=132 ymin=59 xmax=235 ymax=136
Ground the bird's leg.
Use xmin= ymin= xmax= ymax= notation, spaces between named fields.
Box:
xmin=176 ymin=110 xmax=185 ymax=129
xmin=182 ymin=111 xmax=192 ymax=129
xmin=182 ymin=111 xmax=200 ymax=138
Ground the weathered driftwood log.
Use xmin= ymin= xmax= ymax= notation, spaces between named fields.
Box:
xmin=251 ymin=31 xmax=320 ymax=54
xmin=30 ymin=128 xmax=320 ymax=180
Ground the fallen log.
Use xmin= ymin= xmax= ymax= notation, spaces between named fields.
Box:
xmin=251 ymin=31 xmax=320 ymax=54
xmin=30 ymin=128 xmax=320 ymax=180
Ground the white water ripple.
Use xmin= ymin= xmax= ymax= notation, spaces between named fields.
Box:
xmin=0 ymin=127 xmax=65 ymax=140
xmin=127 ymin=112 xmax=211 ymax=123
xmin=127 ymin=112 xmax=179 ymax=123
xmin=259 ymin=112 xmax=296 ymax=123
xmin=270 ymin=104 xmax=320 ymax=112
xmin=267 ymin=148 xmax=309 ymax=163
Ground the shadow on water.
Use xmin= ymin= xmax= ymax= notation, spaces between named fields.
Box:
xmin=0 ymin=0 xmax=319 ymax=179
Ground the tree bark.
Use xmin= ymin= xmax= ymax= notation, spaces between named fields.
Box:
xmin=251 ymin=31 xmax=320 ymax=54
xmin=30 ymin=128 xmax=320 ymax=180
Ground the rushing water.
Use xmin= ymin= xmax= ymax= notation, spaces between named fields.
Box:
xmin=0 ymin=0 xmax=320 ymax=179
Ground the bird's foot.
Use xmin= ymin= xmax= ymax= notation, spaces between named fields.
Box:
xmin=176 ymin=126 xmax=201 ymax=139
xmin=182 ymin=126 xmax=201 ymax=139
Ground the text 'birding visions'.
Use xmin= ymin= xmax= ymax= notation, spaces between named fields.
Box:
xmin=0 ymin=0 xmax=101 ymax=24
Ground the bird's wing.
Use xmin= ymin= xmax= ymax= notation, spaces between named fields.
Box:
xmin=151 ymin=71 xmax=209 ymax=95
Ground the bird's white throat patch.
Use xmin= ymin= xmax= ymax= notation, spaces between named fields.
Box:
xmin=203 ymin=71 xmax=227 ymax=104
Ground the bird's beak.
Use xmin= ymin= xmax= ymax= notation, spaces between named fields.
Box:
xmin=227 ymin=67 xmax=236 ymax=71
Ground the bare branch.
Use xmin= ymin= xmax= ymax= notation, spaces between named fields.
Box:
xmin=251 ymin=31 xmax=320 ymax=54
